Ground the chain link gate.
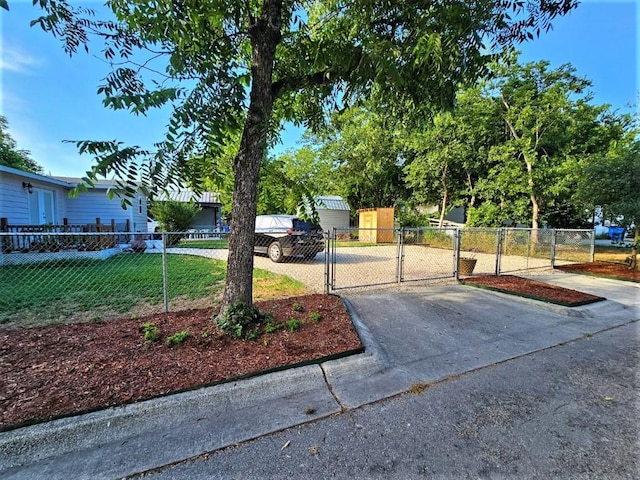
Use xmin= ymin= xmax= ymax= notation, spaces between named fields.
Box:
xmin=325 ymin=227 xmax=595 ymax=292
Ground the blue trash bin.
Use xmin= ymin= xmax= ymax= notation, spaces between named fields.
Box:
xmin=608 ymin=226 xmax=625 ymax=242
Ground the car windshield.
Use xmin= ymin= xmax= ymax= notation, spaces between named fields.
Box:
xmin=292 ymin=219 xmax=321 ymax=232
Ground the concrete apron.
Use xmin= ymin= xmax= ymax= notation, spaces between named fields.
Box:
xmin=2 ymin=276 xmax=638 ymax=480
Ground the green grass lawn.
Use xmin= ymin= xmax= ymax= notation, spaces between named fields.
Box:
xmin=594 ymin=244 xmax=634 ymax=264
xmin=0 ymin=253 xmax=306 ymax=328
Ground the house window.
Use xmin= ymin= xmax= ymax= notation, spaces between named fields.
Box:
xmin=139 ymin=197 xmax=143 ymax=214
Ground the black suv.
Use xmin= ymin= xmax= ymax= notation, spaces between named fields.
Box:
xmin=254 ymin=215 xmax=324 ymax=262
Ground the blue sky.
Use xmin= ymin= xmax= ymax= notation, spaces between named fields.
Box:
xmin=1 ymin=0 xmax=638 ymax=177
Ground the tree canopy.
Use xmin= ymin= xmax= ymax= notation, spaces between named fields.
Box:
xmin=576 ymin=136 xmax=640 ymax=269
xmin=6 ymin=0 xmax=579 ymax=314
xmin=0 ymin=116 xmax=43 ymax=174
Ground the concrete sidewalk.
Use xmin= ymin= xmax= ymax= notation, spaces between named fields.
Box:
xmin=1 ymin=272 xmax=638 ymax=479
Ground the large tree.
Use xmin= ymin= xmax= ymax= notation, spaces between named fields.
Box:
xmin=467 ymin=56 xmax=626 ymax=229
xmin=485 ymin=57 xmax=591 ymax=229
xmin=403 ymin=87 xmax=504 ymax=226
xmin=9 ymin=0 xmax=578 ymax=316
xmin=312 ymin=106 xmax=410 ymax=211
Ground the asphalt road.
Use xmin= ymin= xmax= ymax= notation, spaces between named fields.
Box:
xmin=136 ymin=321 xmax=639 ymax=480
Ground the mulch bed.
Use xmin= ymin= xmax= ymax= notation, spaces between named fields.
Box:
xmin=462 ymin=275 xmax=606 ymax=307
xmin=556 ymin=262 xmax=639 ymax=283
xmin=0 ymin=294 xmax=362 ymax=432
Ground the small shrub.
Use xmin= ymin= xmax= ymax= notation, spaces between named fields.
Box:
xmin=309 ymin=311 xmax=322 ymax=323
xmin=292 ymin=302 xmax=304 ymax=312
xmin=166 ymin=330 xmax=190 ymax=345
xmin=285 ymin=319 xmax=301 ymax=332
xmin=216 ymin=303 xmax=268 ymax=340
xmin=141 ymin=322 xmax=159 ymax=342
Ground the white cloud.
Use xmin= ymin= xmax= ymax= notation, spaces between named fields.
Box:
xmin=0 ymin=44 xmax=41 ymax=74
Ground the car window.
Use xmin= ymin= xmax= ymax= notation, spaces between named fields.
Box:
xmin=293 ymin=219 xmax=321 ymax=231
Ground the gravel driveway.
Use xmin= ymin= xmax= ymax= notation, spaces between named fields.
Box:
xmin=162 ymin=245 xmax=556 ymax=294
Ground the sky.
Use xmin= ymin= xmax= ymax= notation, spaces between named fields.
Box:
xmin=1 ymin=0 xmax=638 ymax=178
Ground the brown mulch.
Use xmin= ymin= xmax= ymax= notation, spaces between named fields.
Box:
xmin=556 ymin=261 xmax=640 ymax=282
xmin=0 ymin=294 xmax=362 ymax=432
xmin=462 ymin=275 xmax=606 ymax=307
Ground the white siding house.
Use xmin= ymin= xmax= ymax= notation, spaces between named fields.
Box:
xmin=0 ymin=165 xmax=147 ymax=231
xmin=53 ymin=177 xmax=148 ymax=232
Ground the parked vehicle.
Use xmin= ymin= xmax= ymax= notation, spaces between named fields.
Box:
xmin=254 ymin=215 xmax=324 ymax=262
xmin=147 ymin=216 xmax=159 ymax=233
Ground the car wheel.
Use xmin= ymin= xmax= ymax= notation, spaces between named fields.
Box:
xmin=268 ymin=241 xmax=284 ymax=263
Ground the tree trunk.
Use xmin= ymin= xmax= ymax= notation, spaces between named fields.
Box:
xmin=438 ymin=163 xmax=449 ymax=228
xmin=218 ymin=0 xmax=282 ymax=318
xmin=524 ymin=153 xmax=540 ymax=243
xmin=466 ymin=172 xmax=476 ymax=208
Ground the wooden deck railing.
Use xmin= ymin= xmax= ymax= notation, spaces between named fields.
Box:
xmin=0 ymin=218 xmax=132 ymax=253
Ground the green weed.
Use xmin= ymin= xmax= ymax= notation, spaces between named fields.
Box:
xmin=285 ymin=319 xmax=301 ymax=332
xmin=166 ymin=330 xmax=190 ymax=345
xmin=141 ymin=322 xmax=159 ymax=342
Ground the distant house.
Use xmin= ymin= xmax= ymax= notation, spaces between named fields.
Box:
xmin=312 ymin=196 xmax=351 ymax=232
xmin=0 ymin=165 xmax=148 ymax=231
xmin=159 ymin=190 xmax=223 ymax=231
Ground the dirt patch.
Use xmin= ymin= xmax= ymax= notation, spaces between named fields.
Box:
xmin=0 ymin=294 xmax=362 ymax=431
xmin=556 ymin=262 xmax=639 ymax=283
xmin=462 ymin=275 xmax=606 ymax=307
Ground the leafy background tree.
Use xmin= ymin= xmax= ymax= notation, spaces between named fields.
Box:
xmin=310 ymin=106 xmax=410 ymax=213
xmin=576 ymin=137 xmax=640 ymax=269
xmin=0 ymin=116 xmax=43 ymax=174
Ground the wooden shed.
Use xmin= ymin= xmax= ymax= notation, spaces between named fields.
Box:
xmin=357 ymin=207 xmax=395 ymax=243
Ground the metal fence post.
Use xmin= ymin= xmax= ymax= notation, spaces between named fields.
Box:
xmin=331 ymin=227 xmax=337 ymax=292
xmin=397 ymin=228 xmax=404 ymax=283
xmin=550 ymin=229 xmax=557 ymax=268
xmin=526 ymin=229 xmax=532 ymax=269
xmin=495 ymin=228 xmax=503 ymax=275
xmin=454 ymin=228 xmax=461 ymax=281
xmin=162 ymin=232 xmax=169 ymax=313
xmin=324 ymin=230 xmax=330 ymax=294
xmin=589 ymin=230 xmax=595 ymax=262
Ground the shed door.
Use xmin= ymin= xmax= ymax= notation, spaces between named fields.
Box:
xmin=29 ymin=189 xmax=55 ymax=225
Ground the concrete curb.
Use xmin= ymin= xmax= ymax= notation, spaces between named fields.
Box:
xmin=0 ymin=365 xmax=340 ymax=480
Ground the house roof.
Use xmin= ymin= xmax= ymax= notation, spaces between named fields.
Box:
xmin=0 ymin=165 xmax=73 ymax=188
xmin=315 ymin=196 xmax=350 ymax=211
xmin=164 ymin=190 xmax=221 ymax=205
xmin=51 ymin=177 xmax=119 ymax=189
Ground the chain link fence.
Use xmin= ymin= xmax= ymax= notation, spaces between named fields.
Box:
xmin=0 ymin=231 xmax=233 ymax=328
xmin=327 ymin=227 xmax=594 ymax=291
xmin=1 ymin=227 xmax=594 ymax=327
